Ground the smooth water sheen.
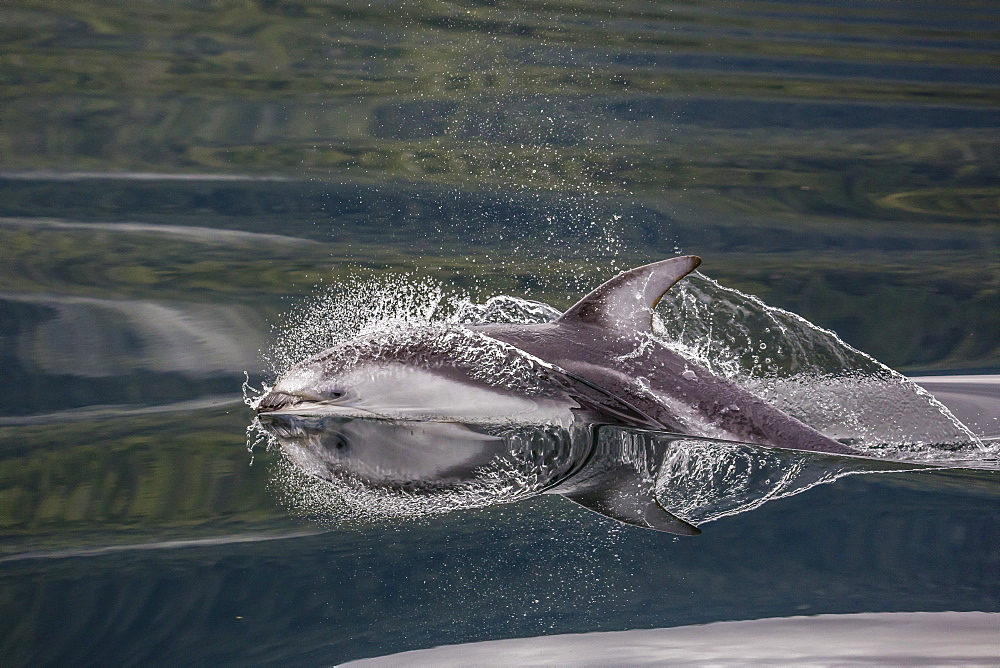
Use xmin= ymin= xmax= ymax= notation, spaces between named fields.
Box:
xmin=1 ymin=0 xmax=998 ymax=665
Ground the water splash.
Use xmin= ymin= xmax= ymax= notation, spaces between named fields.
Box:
xmin=270 ymin=451 xmax=534 ymax=526
xmin=266 ymin=420 xmax=586 ymax=526
xmin=264 ymin=271 xmax=567 ymax=377
xmin=264 ymin=272 xmax=448 ymax=376
xmin=453 ymin=294 xmax=561 ymax=325
xmin=649 ymin=434 xmax=922 ymax=524
xmin=654 ymin=272 xmax=985 ymax=458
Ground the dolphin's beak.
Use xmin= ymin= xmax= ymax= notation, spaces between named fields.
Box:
xmin=257 ymin=391 xmax=302 ymax=413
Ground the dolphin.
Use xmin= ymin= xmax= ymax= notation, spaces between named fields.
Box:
xmin=256 ymin=256 xmax=860 ymax=535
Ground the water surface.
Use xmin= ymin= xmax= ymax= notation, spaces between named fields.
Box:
xmin=0 ymin=0 xmax=997 ymax=664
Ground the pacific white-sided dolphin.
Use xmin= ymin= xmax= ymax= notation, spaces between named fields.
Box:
xmin=257 ymin=256 xmax=861 ymax=535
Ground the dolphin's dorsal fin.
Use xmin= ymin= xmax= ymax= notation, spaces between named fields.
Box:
xmin=557 ymin=256 xmax=701 ymax=333
xmin=563 ymin=489 xmax=701 ymax=535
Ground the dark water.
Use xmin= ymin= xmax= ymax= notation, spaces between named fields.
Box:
xmin=1 ymin=1 xmax=998 ymax=665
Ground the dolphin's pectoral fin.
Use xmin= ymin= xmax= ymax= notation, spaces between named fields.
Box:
xmin=557 ymin=256 xmax=701 ymax=333
xmin=562 ymin=489 xmax=701 ymax=536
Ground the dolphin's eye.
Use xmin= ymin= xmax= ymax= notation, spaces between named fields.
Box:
xmin=332 ymin=436 xmax=348 ymax=451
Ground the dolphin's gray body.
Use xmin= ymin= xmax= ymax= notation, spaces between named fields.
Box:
xmin=257 ymin=256 xmax=859 ymax=535
xmin=470 ymin=257 xmax=854 ymax=455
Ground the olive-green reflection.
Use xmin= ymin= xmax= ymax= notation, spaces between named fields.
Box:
xmin=0 ymin=406 xmax=287 ymax=555
xmin=3 ymin=0 xmax=998 ymax=200
xmin=1 ymin=175 xmax=997 ymax=371
xmin=0 ymin=468 xmax=996 ymax=665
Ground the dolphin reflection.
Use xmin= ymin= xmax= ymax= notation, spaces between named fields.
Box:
xmin=256 ymin=414 xmax=916 ymax=535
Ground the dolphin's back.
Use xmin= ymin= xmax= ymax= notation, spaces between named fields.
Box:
xmin=471 ymin=257 xmax=858 ymax=456
xmin=474 ymin=322 xmax=856 ymax=455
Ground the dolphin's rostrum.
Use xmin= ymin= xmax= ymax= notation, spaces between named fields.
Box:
xmin=256 ymin=257 xmax=860 ymax=535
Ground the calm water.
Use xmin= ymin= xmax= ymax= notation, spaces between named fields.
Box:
xmin=1 ymin=0 xmax=998 ymax=664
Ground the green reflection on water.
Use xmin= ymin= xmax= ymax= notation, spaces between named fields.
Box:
xmin=1 ymin=174 xmax=995 ymax=369
xmin=3 ymin=0 xmax=998 ymax=199
xmin=0 ymin=407 xmax=289 ymax=555
xmin=0 ymin=0 xmax=997 ymax=560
